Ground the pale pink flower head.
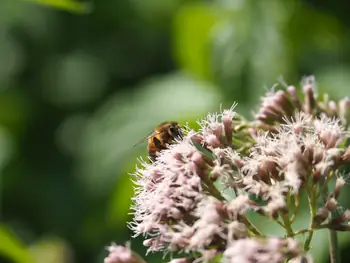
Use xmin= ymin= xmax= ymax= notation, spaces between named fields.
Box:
xmin=240 ymin=112 xmax=350 ymax=218
xmin=198 ymin=104 xmax=237 ymax=149
xmin=314 ymin=116 xmax=347 ymax=149
xmin=255 ymin=87 xmax=295 ymax=126
xmin=129 ymin=118 xmax=244 ymax=253
xmin=223 ymin=237 xmax=303 ymax=263
xmin=129 ymin=137 xmax=207 ymax=251
xmin=104 ymin=243 xmax=146 ymax=263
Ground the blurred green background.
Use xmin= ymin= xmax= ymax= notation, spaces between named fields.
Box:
xmin=1 ymin=0 xmax=350 ymax=263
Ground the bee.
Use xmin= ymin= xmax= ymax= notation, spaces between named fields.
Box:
xmin=133 ymin=121 xmax=183 ymax=162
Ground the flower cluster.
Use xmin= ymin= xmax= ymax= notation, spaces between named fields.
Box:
xmin=105 ymin=78 xmax=350 ymax=263
xmin=128 ymin=106 xmax=241 ymax=254
xmin=255 ymin=76 xmax=350 ymax=130
xmin=242 ymin=113 xmax=349 ymax=216
xmin=224 ymin=237 xmax=302 ymax=263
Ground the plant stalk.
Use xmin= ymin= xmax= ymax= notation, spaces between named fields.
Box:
xmin=328 ymin=229 xmax=340 ymax=263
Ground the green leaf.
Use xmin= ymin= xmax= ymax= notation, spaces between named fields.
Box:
xmin=22 ymin=0 xmax=93 ymax=14
xmin=0 ymin=225 xmax=34 ymax=263
xmin=173 ymin=3 xmax=220 ymax=80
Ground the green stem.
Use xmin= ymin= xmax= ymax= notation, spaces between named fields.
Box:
xmin=275 ymin=219 xmax=286 ymax=228
xmin=201 ymin=175 xmax=226 ymax=201
xmin=242 ymin=217 xmax=264 ymax=237
xmin=280 ymin=212 xmax=294 ymax=237
xmin=304 ymin=230 xmax=314 ymax=251
xmin=304 ymin=185 xmax=317 ymax=251
xmin=319 ymin=172 xmax=340 ymax=263
xmin=328 ymin=229 xmax=341 ymax=263
xmin=290 ymin=194 xmax=300 ymax=224
xmin=294 ymin=224 xmax=329 ymax=235
xmin=203 ymin=183 xmax=225 ymax=201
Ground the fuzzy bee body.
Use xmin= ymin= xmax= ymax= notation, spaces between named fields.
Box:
xmin=147 ymin=122 xmax=183 ymax=162
xmin=134 ymin=121 xmax=183 ymax=162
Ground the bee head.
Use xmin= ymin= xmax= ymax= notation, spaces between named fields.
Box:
xmin=168 ymin=122 xmax=183 ymax=140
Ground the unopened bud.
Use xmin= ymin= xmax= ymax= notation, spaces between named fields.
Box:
xmin=328 ymin=101 xmax=337 ymax=114
xmin=302 ymin=76 xmax=317 ymax=114
xmin=334 ymin=177 xmax=346 ymax=199
xmin=189 ymin=133 xmax=204 ymax=145
xmin=258 ymin=160 xmax=279 ymax=184
xmin=313 ymin=207 xmax=329 ymax=225
xmin=206 ymin=134 xmax=221 ymax=148
xmin=275 ymin=90 xmax=294 ymax=116
xmin=287 ymin=86 xmax=302 ymax=110
xmin=325 ymin=198 xmax=338 ymax=212
xmin=222 ymin=114 xmax=233 ymax=145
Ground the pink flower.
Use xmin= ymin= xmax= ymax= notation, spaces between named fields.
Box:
xmin=223 ymin=238 xmax=303 ymax=263
xmin=104 ymin=244 xmax=146 ymax=263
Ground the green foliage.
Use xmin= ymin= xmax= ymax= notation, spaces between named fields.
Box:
xmin=0 ymin=226 xmax=34 ymax=263
xmin=173 ymin=3 xmax=220 ymax=80
xmin=1 ymin=0 xmax=350 ymax=262
xmin=23 ymin=0 xmax=93 ymax=13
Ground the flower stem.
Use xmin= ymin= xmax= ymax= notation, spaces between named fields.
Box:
xmin=280 ymin=212 xmax=294 ymax=237
xmin=200 ymin=173 xmax=226 ymax=201
xmin=241 ymin=216 xmax=264 ymax=236
xmin=203 ymin=183 xmax=225 ymax=201
xmin=294 ymin=224 xmax=328 ymax=235
xmin=304 ymin=184 xmax=316 ymax=251
xmin=328 ymin=229 xmax=341 ymax=263
xmin=304 ymin=229 xmax=314 ymax=251
xmin=290 ymin=194 xmax=300 ymax=224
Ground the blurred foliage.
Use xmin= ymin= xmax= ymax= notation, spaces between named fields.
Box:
xmin=1 ymin=0 xmax=350 ymax=263
xmin=23 ymin=0 xmax=93 ymax=14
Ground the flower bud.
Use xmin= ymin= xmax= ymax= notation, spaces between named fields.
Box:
xmin=258 ymin=160 xmax=280 ymax=184
xmin=302 ymin=76 xmax=317 ymax=114
xmin=287 ymin=86 xmax=302 ymax=110
xmin=105 ymin=244 xmax=146 ymax=263
xmin=325 ymin=198 xmax=338 ymax=212
xmin=313 ymin=207 xmax=329 ymax=225
xmin=206 ymin=134 xmax=221 ymax=148
xmin=222 ymin=108 xmax=234 ymax=145
xmin=334 ymin=177 xmax=345 ymax=199
xmin=328 ymin=100 xmax=337 ymax=114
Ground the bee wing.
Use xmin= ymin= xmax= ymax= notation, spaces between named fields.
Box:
xmin=132 ymin=131 xmax=161 ymax=148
